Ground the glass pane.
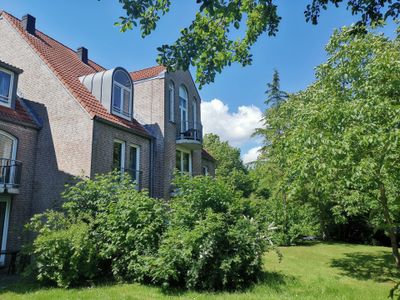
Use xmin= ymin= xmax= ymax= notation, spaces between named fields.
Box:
xmin=123 ymin=89 xmax=130 ymax=115
xmin=176 ymin=150 xmax=181 ymax=171
xmin=0 ymin=134 xmax=13 ymax=159
xmin=113 ymin=142 xmax=122 ymax=171
xmin=114 ymin=70 xmax=131 ymax=88
xmin=183 ymin=152 xmax=190 ymax=173
xmin=0 ymin=71 xmax=11 ymax=102
xmin=113 ymin=84 xmax=122 ymax=111
xmin=0 ymin=202 xmax=6 ymax=249
xmin=128 ymin=146 xmax=138 ymax=180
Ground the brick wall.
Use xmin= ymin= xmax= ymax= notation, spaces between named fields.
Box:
xmin=0 ymin=120 xmax=38 ymax=251
xmin=91 ymin=120 xmax=151 ymax=192
xmin=0 ymin=17 xmax=94 ymax=213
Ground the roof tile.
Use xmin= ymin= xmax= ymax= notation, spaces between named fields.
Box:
xmin=2 ymin=12 xmax=150 ymax=137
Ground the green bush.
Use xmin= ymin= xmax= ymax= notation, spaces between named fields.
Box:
xmin=26 ymin=172 xmax=167 ymax=287
xmin=26 ymin=211 xmax=98 ymax=288
xmin=152 ymin=174 xmax=269 ymax=291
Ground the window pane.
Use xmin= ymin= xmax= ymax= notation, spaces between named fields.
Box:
xmin=114 ymin=70 xmax=131 ymax=88
xmin=0 ymin=134 xmax=13 ymax=160
xmin=0 ymin=201 xmax=6 ymax=250
xmin=183 ymin=152 xmax=190 ymax=173
xmin=176 ymin=150 xmax=181 ymax=171
xmin=113 ymin=142 xmax=122 ymax=170
xmin=0 ymin=71 xmax=11 ymax=102
xmin=123 ymin=89 xmax=130 ymax=115
xmin=169 ymin=84 xmax=174 ymax=122
xmin=113 ymin=84 xmax=122 ymax=110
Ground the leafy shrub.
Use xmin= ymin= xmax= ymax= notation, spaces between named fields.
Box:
xmin=26 ymin=172 xmax=167 ymax=287
xmin=152 ymin=174 xmax=269 ymax=291
xmin=26 ymin=211 xmax=98 ymax=288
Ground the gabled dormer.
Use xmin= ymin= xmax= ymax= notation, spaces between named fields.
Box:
xmin=80 ymin=67 xmax=134 ymax=120
xmin=0 ymin=60 xmax=23 ymax=109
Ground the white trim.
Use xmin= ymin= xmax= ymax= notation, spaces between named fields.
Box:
xmin=176 ymin=146 xmax=192 ymax=175
xmin=128 ymin=144 xmax=141 ymax=188
xmin=179 ymin=85 xmax=188 ymax=131
xmin=0 ymin=197 xmax=11 ymax=265
xmin=168 ymin=82 xmax=175 ymax=122
xmin=0 ymin=67 xmax=14 ymax=108
xmin=112 ymin=80 xmax=132 ymax=121
xmin=192 ymin=98 xmax=197 ymax=129
xmin=113 ymin=139 xmax=126 ymax=171
xmin=202 ymin=166 xmax=209 ymax=176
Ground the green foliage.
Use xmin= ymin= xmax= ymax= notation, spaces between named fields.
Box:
xmin=260 ymin=26 xmax=400 ymax=263
xmin=26 ymin=172 xmax=167 ymax=287
xmin=114 ymin=1 xmax=399 ymax=86
xmin=152 ymin=174 xmax=269 ymax=290
xmin=203 ymin=133 xmax=253 ymax=197
xmin=25 ymin=212 xmax=98 ymax=288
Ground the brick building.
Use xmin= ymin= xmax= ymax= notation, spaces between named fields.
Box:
xmin=0 ymin=11 xmax=215 ymax=261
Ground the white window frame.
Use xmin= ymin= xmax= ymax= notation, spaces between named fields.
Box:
xmin=0 ymin=67 xmax=14 ymax=108
xmin=202 ymin=166 xmax=209 ymax=176
xmin=0 ymin=130 xmax=18 ymax=188
xmin=112 ymin=71 xmax=133 ymax=120
xmin=176 ymin=147 xmax=192 ymax=175
xmin=179 ymin=85 xmax=188 ymax=132
xmin=113 ymin=139 xmax=125 ymax=172
xmin=168 ymin=82 xmax=175 ymax=122
xmin=128 ymin=144 xmax=141 ymax=187
xmin=0 ymin=196 xmax=11 ymax=265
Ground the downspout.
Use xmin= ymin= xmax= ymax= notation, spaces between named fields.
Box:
xmin=149 ymin=135 xmax=156 ymax=198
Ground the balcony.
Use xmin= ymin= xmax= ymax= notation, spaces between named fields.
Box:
xmin=176 ymin=121 xmax=203 ymax=150
xmin=122 ymin=168 xmax=142 ymax=191
xmin=0 ymin=159 xmax=22 ymax=194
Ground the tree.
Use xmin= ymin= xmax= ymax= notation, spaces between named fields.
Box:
xmin=114 ymin=0 xmax=400 ymax=86
xmin=264 ymin=26 xmax=400 ymax=266
xmin=203 ymin=133 xmax=253 ymax=197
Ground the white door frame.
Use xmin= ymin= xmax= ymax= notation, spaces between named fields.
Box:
xmin=0 ymin=196 xmax=11 ymax=265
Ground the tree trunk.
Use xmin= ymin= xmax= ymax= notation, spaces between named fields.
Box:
xmin=380 ymin=183 xmax=400 ymax=268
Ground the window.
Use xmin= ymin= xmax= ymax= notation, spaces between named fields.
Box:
xmin=0 ymin=131 xmax=17 ymax=187
xmin=192 ymin=98 xmax=197 ymax=127
xmin=0 ymin=68 xmax=13 ymax=107
xmin=113 ymin=140 xmax=125 ymax=171
xmin=0 ymin=196 xmax=10 ymax=265
xmin=112 ymin=70 xmax=132 ymax=119
xmin=202 ymin=166 xmax=209 ymax=176
xmin=168 ymin=82 xmax=175 ymax=122
xmin=127 ymin=144 xmax=140 ymax=185
xmin=176 ymin=149 xmax=191 ymax=174
xmin=179 ymin=85 xmax=188 ymax=131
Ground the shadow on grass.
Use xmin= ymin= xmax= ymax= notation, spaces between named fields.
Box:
xmin=0 ymin=271 xmax=293 ymax=297
xmin=330 ymin=251 xmax=400 ymax=282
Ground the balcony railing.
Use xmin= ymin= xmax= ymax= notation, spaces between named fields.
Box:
xmin=0 ymin=158 xmax=22 ymax=192
xmin=122 ymin=168 xmax=142 ymax=191
xmin=176 ymin=121 xmax=203 ymax=142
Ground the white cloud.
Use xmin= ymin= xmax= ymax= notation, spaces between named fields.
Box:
xmin=201 ymin=99 xmax=263 ymax=147
xmin=242 ymin=146 xmax=262 ymax=164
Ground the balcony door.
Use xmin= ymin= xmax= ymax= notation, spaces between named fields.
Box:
xmin=0 ymin=196 xmax=11 ymax=265
xmin=179 ymin=85 xmax=188 ymax=132
xmin=0 ymin=131 xmax=17 ymax=187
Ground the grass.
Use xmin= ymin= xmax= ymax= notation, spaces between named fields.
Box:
xmin=0 ymin=242 xmax=398 ymax=300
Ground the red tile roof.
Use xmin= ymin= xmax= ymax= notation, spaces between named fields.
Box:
xmin=130 ymin=65 xmax=166 ymax=81
xmin=202 ymin=149 xmax=216 ymax=162
xmin=0 ymin=98 xmax=37 ymax=128
xmin=2 ymin=12 xmax=150 ymax=137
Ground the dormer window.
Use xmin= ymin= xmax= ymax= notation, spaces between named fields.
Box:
xmin=112 ymin=70 xmax=132 ymax=119
xmin=0 ymin=68 xmax=14 ymax=108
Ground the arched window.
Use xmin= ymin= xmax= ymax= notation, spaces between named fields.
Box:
xmin=168 ymin=82 xmax=175 ymax=122
xmin=179 ymin=85 xmax=188 ymax=131
xmin=112 ymin=69 xmax=132 ymax=119
xmin=0 ymin=131 xmax=17 ymax=161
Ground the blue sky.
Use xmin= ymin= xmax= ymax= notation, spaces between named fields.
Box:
xmin=1 ymin=1 xmax=397 ymax=162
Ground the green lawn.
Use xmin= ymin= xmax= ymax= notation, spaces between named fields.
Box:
xmin=0 ymin=242 xmax=398 ymax=300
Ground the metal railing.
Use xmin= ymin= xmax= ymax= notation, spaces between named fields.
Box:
xmin=176 ymin=121 xmax=203 ymax=142
xmin=122 ymin=168 xmax=142 ymax=191
xmin=0 ymin=158 xmax=22 ymax=190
